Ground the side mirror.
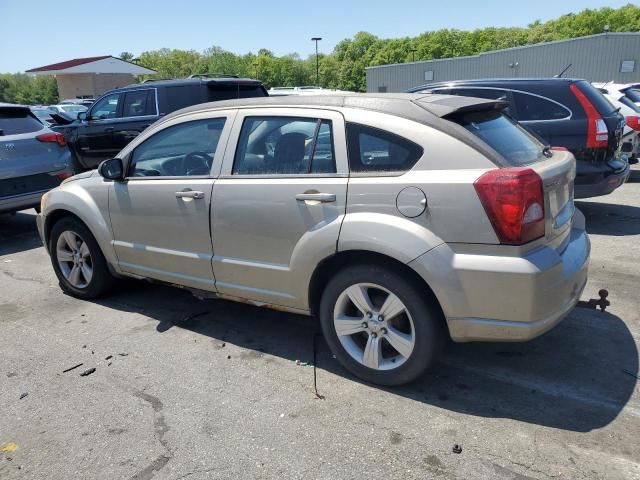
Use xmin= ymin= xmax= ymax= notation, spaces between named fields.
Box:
xmin=78 ymin=111 xmax=87 ymax=121
xmin=98 ymin=158 xmax=124 ymax=181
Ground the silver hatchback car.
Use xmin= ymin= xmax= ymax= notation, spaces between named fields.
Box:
xmin=37 ymin=94 xmax=590 ymax=385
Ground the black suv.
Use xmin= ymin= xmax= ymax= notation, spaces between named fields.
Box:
xmin=409 ymin=78 xmax=628 ymax=198
xmin=54 ymin=76 xmax=268 ymax=171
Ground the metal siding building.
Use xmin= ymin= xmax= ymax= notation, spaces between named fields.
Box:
xmin=366 ymin=33 xmax=640 ymax=92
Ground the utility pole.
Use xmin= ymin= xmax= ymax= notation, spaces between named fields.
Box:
xmin=410 ymin=48 xmax=417 ymax=63
xmin=311 ymin=37 xmax=322 ymax=87
xmin=253 ymin=61 xmax=259 ymax=79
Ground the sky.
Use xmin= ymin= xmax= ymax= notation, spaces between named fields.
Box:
xmin=0 ymin=0 xmax=632 ymax=73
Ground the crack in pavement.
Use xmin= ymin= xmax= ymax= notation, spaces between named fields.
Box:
xmin=130 ymin=391 xmax=172 ymax=480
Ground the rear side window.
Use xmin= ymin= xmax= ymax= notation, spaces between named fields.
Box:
xmin=512 ymin=92 xmax=570 ymax=121
xmin=122 ymin=89 xmax=157 ymax=117
xmin=208 ymin=85 xmax=267 ymax=101
xmin=449 ymin=88 xmax=508 ymax=101
xmin=164 ymin=85 xmax=202 ymax=113
xmin=623 ymin=88 xmax=640 ymax=103
xmin=620 ymin=96 xmax=640 ymax=113
xmin=346 ymin=123 xmax=423 ymax=173
xmin=448 ymin=109 xmax=544 ymax=166
xmin=0 ymin=109 xmax=44 ymax=135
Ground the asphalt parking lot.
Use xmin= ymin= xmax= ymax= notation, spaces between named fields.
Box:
xmin=1 ymin=168 xmax=639 ymax=480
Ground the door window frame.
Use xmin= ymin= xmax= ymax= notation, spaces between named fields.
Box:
xmin=87 ymin=92 xmax=123 ymax=122
xmin=219 ymin=107 xmax=349 ymax=179
xmin=119 ymin=110 xmax=237 ymax=181
xmin=120 ymin=88 xmax=159 ymax=119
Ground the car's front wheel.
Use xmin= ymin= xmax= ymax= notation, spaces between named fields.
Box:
xmin=319 ymin=264 xmax=444 ymax=386
xmin=50 ymin=217 xmax=115 ymax=299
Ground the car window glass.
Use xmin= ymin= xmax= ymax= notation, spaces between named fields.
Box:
xmin=346 ymin=123 xmax=423 ymax=173
xmin=512 ymin=92 xmax=569 ymax=121
xmin=449 ymin=109 xmax=544 ymax=166
xmin=129 ymin=118 xmax=226 ymax=177
xmin=624 ymin=88 xmax=640 ymax=103
xmin=0 ymin=110 xmax=44 ymax=135
xmin=90 ymin=93 xmax=120 ymax=120
xmin=123 ymin=90 xmax=156 ymax=117
xmin=233 ymin=116 xmax=335 ymax=175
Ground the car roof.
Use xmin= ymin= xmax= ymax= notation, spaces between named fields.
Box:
xmin=164 ymin=92 xmax=504 ymax=122
xmin=410 ymin=77 xmax=584 ymax=91
xmin=108 ymin=77 xmax=264 ymax=93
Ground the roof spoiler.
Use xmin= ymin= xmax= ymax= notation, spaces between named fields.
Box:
xmin=413 ymin=95 xmax=509 ymax=118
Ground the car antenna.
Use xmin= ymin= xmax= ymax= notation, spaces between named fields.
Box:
xmin=554 ymin=64 xmax=572 ymax=78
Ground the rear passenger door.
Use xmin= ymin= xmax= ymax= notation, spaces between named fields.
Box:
xmin=112 ymin=88 xmax=158 ymax=152
xmin=211 ymin=108 xmax=348 ymax=309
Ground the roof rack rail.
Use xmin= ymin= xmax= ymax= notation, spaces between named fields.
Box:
xmin=188 ymin=73 xmax=240 ymax=79
xmin=140 ymin=78 xmax=173 ymax=83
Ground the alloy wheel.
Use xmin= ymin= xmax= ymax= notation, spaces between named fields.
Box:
xmin=56 ymin=230 xmax=93 ymax=289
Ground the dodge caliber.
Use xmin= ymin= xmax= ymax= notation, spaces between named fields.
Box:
xmin=37 ymin=94 xmax=590 ymax=385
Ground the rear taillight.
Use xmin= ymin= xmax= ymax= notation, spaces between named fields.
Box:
xmin=626 ymin=116 xmax=640 ymax=131
xmin=36 ymin=132 xmax=67 ymax=147
xmin=474 ymin=168 xmax=545 ymax=245
xmin=50 ymin=171 xmax=73 ymax=181
xmin=570 ymin=83 xmax=608 ymax=148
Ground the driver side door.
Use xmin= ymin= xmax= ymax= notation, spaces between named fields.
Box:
xmin=108 ymin=112 xmax=235 ymax=290
xmin=77 ymin=92 xmax=123 ymax=169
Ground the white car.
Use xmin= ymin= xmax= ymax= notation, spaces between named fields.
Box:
xmin=269 ymin=86 xmax=351 ymax=96
xmin=47 ymin=104 xmax=88 ymax=117
xmin=593 ymin=82 xmax=640 ymax=162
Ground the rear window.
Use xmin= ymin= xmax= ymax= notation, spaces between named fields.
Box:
xmin=0 ymin=109 xmax=45 ymax=135
xmin=623 ymin=88 xmax=640 ymax=104
xmin=574 ymin=80 xmax=616 ymax=116
xmin=346 ymin=123 xmax=423 ymax=173
xmin=620 ymin=96 xmax=640 ymax=113
xmin=448 ymin=109 xmax=544 ymax=166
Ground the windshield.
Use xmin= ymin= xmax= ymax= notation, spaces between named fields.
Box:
xmin=448 ymin=109 xmax=545 ymax=166
xmin=61 ymin=105 xmax=87 ymax=113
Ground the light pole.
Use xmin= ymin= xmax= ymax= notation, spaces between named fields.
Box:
xmin=410 ymin=48 xmax=417 ymax=63
xmin=253 ymin=61 xmax=259 ymax=79
xmin=311 ymin=37 xmax=322 ymax=87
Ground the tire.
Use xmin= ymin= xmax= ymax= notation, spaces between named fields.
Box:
xmin=319 ymin=264 xmax=444 ymax=386
xmin=49 ymin=217 xmax=115 ymax=299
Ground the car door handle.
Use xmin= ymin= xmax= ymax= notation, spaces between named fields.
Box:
xmin=176 ymin=190 xmax=205 ymax=199
xmin=295 ymin=192 xmax=336 ymax=202
xmin=104 ymin=127 xmax=115 ymax=132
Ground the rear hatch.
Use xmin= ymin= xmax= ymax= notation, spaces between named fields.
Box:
xmin=0 ymin=106 xmax=69 ymax=198
xmin=571 ymin=80 xmax=625 ymax=167
xmin=446 ymin=106 xmax=576 ymax=248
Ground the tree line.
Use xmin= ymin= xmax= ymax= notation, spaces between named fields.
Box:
xmin=1 ymin=4 xmax=639 ymax=105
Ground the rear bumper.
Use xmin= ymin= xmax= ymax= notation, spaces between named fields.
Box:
xmin=574 ymin=160 xmax=630 ymax=198
xmin=409 ymin=212 xmax=590 ymax=342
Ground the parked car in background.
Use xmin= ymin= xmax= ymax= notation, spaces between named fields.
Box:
xmin=37 ymin=93 xmax=589 ymax=385
xmin=47 ymin=104 xmax=88 ymax=116
xmin=30 ymin=106 xmax=57 ymax=126
xmin=593 ymin=82 xmax=640 ymax=163
xmin=410 ymin=78 xmax=628 ymax=198
xmin=60 ymin=98 xmax=95 ymax=108
xmin=53 ymin=76 xmax=268 ymax=172
xmin=0 ymin=103 xmax=73 ymax=213
xmin=268 ymin=86 xmax=350 ymax=96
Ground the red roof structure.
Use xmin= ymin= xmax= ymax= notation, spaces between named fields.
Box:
xmin=26 ymin=56 xmax=113 ymax=73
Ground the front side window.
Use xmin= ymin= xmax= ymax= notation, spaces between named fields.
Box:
xmin=122 ymin=90 xmax=157 ymax=117
xmin=346 ymin=123 xmax=423 ymax=173
xmin=233 ymin=116 xmax=335 ymax=175
xmin=129 ymin=118 xmax=226 ymax=177
xmin=512 ymin=92 xmax=570 ymax=121
xmin=448 ymin=109 xmax=544 ymax=166
xmin=90 ymin=93 xmax=120 ymax=120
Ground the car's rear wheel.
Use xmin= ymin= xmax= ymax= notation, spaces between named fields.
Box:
xmin=319 ymin=264 xmax=444 ymax=386
xmin=50 ymin=217 xmax=115 ymax=299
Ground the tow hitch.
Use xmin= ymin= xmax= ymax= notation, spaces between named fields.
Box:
xmin=576 ymin=289 xmax=610 ymax=312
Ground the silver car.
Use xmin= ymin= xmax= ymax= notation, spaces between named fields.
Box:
xmin=37 ymin=94 xmax=590 ymax=385
xmin=1 ymin=104 xmax=73 ymax=213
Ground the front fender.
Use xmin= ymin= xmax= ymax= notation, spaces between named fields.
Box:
xmin=337 ymin=212 xmax=444 ymax=264
xmin=42 ymin=178 xmax=117 ymax=266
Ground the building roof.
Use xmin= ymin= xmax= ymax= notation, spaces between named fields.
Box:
xmin=26 ymin=56 xmax=156 ymax=76
xmin=366 ymin=32 xmax=640 ymax=70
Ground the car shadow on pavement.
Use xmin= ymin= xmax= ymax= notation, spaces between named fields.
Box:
xmin=577 ymin=200 xmax=640 ymax=236
xmin=0 ymin=210 xmax=44 ymax=256
xmin=94 ymin=281 xmax=638 ymax=433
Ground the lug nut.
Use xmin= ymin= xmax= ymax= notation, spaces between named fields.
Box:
xmin=361 ymin=322 xmax=368 ymax=329
xmin=379 ymin=315 xmax=384 ymax=322
xmin=367 ymin=312 xmax=373 ymax=319
xmin=381 ymin=327 xmax=387 ymax=335
xmin=371 ymin=332 xmax=378 ymax=338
